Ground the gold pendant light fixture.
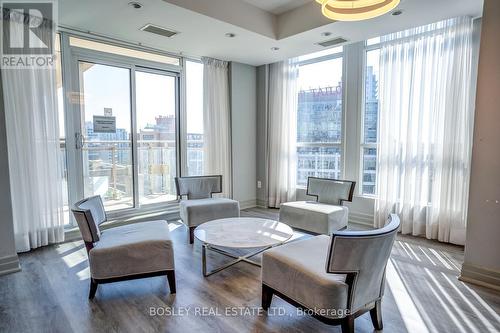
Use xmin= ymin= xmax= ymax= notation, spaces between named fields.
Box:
xmin=315 ymin=0 xmax=400 ymax=21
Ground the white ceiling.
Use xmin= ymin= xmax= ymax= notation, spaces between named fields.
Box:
xmin=242 ymin=0 xmax=312 ymax=14
xmin=58 ymin=0 xmax=484 ymax=66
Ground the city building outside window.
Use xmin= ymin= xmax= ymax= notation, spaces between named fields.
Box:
xmin=361 ymin=46 xmax=380 ymax=195
xmin=296 ymin=49 xmax=343 ymax=187
xmin=186 ymin=60 xmax=204 ymax=176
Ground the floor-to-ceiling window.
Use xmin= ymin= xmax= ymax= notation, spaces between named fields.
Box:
xmin=60 ymin=34 xmax=201 ymax=223
xmin=79 ymin=62 xmax=134 ymax=211
xmin=136 ymin=70 xmax=178 ymax=205
xmin=296 ymin=47 xmax=344 ymax=186
xmin=361 ymin=42 xmax=380 ymax=195
xmin=185 ymin=60 xmax=204 ymax=176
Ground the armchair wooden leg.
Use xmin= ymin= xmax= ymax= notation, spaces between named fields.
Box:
xmin=261 ymin=284 xmax=274 ymax=310
xmin=189 ymin=226 xmax=195 ymax=244
xmin=89 ymin=279 xmax=98 ymax=300
xmin=370 ymin=300 xmax=383 ymax=330
xmin=166 ymin=270 xmax=176 ymax=294
xmin=341 ymin=315 xmax=354 ymax=333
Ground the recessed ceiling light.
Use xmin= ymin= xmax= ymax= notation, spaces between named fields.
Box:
xmin=271 ymin=47 xmax=280 ymax=51
xmin=128 ymin=2 xmax=143 ymax=9
xmin=321 ymin=32 xmax=332 ymax=37
xmin=225 ymin=33 xmax=236 ymax=38
xmin=392 ymin=10 xmax=403 ymax=16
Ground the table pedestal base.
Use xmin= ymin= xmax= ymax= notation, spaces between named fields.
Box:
xmin=201 ymin=244 xmax=271 ymax=277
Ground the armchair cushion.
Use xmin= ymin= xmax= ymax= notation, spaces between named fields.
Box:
xmin=279 ymin=201 xmax=348 ymax=234
xmin=179 ymin=198 xmax=240 ymax=227
xmin=262 ymin=235 xmax=348 ymax=318
xmin=89 ymin=220 xmax=174 ymax=280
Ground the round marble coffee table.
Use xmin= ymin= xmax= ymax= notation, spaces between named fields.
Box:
xmin=194 ymin=217 xmax=294 ymax=277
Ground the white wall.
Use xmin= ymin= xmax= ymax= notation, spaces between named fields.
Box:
xmin=0 ymin=69 xmax=20 ymax=275
xmin=230 ymin=62 xmax=257 ymax=209
xmin=460 ymin=0 xmax=500 ymax=290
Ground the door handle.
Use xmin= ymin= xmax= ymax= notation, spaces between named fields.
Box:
xmin=75 ymin=133 xmax=84 ymax=149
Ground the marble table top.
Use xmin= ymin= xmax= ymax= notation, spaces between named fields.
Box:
xmin=194 ymin=217 xmax=294 ymax=249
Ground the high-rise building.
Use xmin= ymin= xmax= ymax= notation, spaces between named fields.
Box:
xmin=362 ymin=66 xmax=379 ymax=194
xmin=296 ymin=85 xmax=342 ymax=186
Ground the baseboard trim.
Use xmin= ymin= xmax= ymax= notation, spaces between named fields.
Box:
xmin=349 ymin=211 xmax=373 ymax=227
xmin=256 ymin=199 xmax=268 ymax=208
xmin=459 ymin=263 xmax=500 ymax=291
xmin=239 ymin=199 xmax=257 ymax=210
xmin=0 ymin=254 xmax=21 ymax=276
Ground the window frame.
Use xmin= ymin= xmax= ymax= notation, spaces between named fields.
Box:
xmin=296 ymin=49 xmax=345 ymax=188
xmin=59 ymin=31 xmax=199 ymax=226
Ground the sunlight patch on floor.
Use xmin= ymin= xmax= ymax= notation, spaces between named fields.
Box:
xmin=441 ymin=272 xmax=499 ymax=333
xmin=460 ymin=281 xmax=500 ymax=323
xmin=55 ymin=241 xmax=82 ymax=254
xmin=61 ymin=249 xmax=87 ymax=268
xmin=168 ymin=221 xmax=183 ymax=232
xmin=77 ymin=267 xmax=90 ymax=281
xmin=428 ymin=248 xmax=453 ymax=270
xmin=424 ymin=268 xmax=476 ymax=333
xmin=386 ymin=259 xmax=431 ymax=333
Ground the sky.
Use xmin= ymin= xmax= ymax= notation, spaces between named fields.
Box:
xmin=81 ymin=63 xmax=132 ymax=131
xmin=70 ymin=60 xmax=204 ymax=137
xmin=366 ymin=48 xmax=380 ymax=79
xmin=298 ymin=47 xmax=380 ymax=92
xmin=135 ymin=71 xmax=176 ymax=130
xmin=59 ymin=51 xmax=360 ymax=139
xmin=298 ymin=57 xmax=343 ymax=92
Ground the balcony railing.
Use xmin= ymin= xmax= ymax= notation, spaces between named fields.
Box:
xmin=59 ymin=139 xmax=204 ymax=213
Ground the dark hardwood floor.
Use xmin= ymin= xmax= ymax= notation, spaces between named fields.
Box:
xmin=1 ymin=207 xmax=499 ymax=333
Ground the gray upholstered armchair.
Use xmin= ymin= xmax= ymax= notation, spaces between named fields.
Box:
xmin=261 ymin=214 xmax=400 ymax=333
xmin=72 ymin=196 xmax=176 ymax=299
xmin=279 ymin=177 xmax=355 ymax=234
xmin=175 ymin=175 xmax=240 ymax=243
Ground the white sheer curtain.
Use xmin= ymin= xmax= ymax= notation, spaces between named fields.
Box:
xmin=375 ymin=17 xmax=475 ymax=245
xmin=201 ymin=57 xmax=232 ymax=197
xmin=267 ymin=59 xmax=299 ymax=207
xmin=1 ymin=12 xmax=65 ymax=252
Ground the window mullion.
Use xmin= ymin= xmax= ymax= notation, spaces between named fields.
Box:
xmin=130 ymin=66 xmax=140 ymax=209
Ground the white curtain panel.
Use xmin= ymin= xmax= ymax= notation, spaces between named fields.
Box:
xmin=375 ymin=17 xmax=475 ymax=245
xmin=201 ymin=57 xmax=232 ymax=197
xmin=1 ymin=13 xmax=65 ymax=252
xmin=267 ymin=59 xmax=299 ymax=207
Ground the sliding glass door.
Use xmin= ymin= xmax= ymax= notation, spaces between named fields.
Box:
xmin=79 ymin=62 xmax=134 ymax=211
xmin=136 ymin=70 xmax=178 ymax=205
xmin=74 ymin=59 xmax=179 ymax=213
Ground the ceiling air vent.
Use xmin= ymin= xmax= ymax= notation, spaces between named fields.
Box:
xmin=140 ymin=24 xmax=178 ymax=38
xmin=317 ymin=37 xmax=348 ymax=47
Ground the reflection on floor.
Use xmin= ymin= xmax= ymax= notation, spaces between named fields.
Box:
xmin=0 ymin=207 xmax=499 ymax=333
